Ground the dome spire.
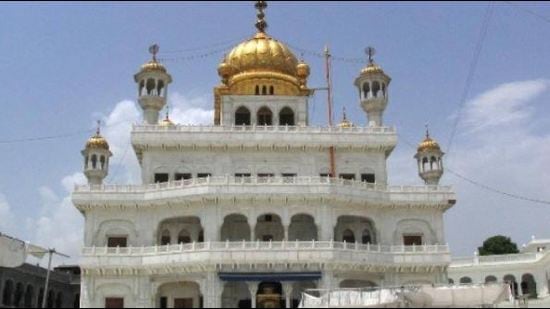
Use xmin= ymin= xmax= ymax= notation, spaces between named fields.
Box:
xmin=425 ymin=123 xmax=430 ymax=139
xmin=366 ymin=46 xmax=376 ymax=64
xmin=149 ymin=43 xmax=160 ymax=62
xmin=255 ymin=1 xmax=268 ymax=33
xmin=95 ymin=120 xmax=101 ymax=136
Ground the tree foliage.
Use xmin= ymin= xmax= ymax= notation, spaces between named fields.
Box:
xmin=478 ymin=235 xmax=519 ymax=256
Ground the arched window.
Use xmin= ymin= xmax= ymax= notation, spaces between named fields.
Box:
xmin=198 ymin=230 xmax=204 ymax=242
xmin=362 ymin=82 xmax=370 ymax=99
xmin=372 ymin=81 xmax=381 ymax=97
xmin=262 ymin=85 xmax=267 ymax=95
xmin=84 ymin=156 xmax=89 ymax=169
xmin=37 ymin=288 xmax=44 ymax=308
xmin=160 ymin=230 xmax=171 ymax=245
xmin=485 ymin=276 xmax=497 ymax=284
xmin=382 ymin=83 xmax=386 ymax=97
xmin=178 ymin=230 xmax=191 ymax=244
xmin=100 ymin=156 xmax=106 ymax=170
xmin=257 ymin=107 xmax=273 ymax=126
xmin=430 ymin=156 xmax=437 ymax=170
xmin=139 ymin=80 xmax=145 ymax=96
xmin=362 ymin=229 xmax=372 ymax=244
xmin=422 ymin=157 xmax=429 ymax=172
xmin=279 ymin=107 xmax=295 ymax=126
xmin=2 ymin=280 xmax=14 ymax=306
xmin=269 ymin=86 xmax=274 ymax=95
xmin=459 ymin=277 xmax=473 ymax=284
xmin=342 ymin=229 xmax=355 ymax=243
xmin=146 ymin=78 xmax=156 ymax=95
xmin=255 ymin=85 xmax=260 ymax=95
xmin=157 ymin=80 xmax=165 ymax=97
xmin=24 ymin=285 xmax=34 ymax=308
xmin=91 ymin=155 xmax=97 ymax=169
xmin=448 ymin=279 xmax=455 ymax=285
xmin=235 ymin=106 xmax=251 ymax=126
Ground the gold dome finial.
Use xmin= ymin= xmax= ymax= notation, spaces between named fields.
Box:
xmin=338 ymin=107 xmax=354 ymax=128
xmin=360 ymin=46 xmax=387 ymax=76
xmin=255 ymin=1 xmax=268 ymax=33
xmin=417 ymin=124 xmax=441 ymax=153
xmin=86 ymin=120 xmax=110 ymax=150
xmin=140 ymin=44 xmax=167 ymax=73
xmin=160 ymin=106 xmax=175 ymax=127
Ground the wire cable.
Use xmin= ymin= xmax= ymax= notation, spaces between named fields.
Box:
xmin=446 ymin=3 xmax=494 ymax=156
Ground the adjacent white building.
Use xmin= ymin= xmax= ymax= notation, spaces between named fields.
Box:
xmin=449 ymin=237 xmax=550 ymax=300
xmin=71 ymin=2 xmax=457 ymax=308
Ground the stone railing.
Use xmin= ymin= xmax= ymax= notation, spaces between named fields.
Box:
xmin=81 ymin=241 xmax=450 ymax=268
xmin=450 ymin=252 xmax=545 ymax=267
xmin=74 ymin=176 xmax=452 ymax=194
xmin=133 ymin=124 xmax=397 ymax=134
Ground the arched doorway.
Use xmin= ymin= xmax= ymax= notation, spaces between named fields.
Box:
xmin=235 ymin=106 xmax=251 ymax=126
xmin=485 ymin=276 xmax=498 ymax=284
xmin=257 ymin=282 xmax=283 ymax=308
xmin=521 ymin=274 xmax=537 ymax=299
xmin=157 ymin=282 xmax=201 ymax=308
xmin=2 ymin=280 xmax=14 ymax=306
xmin=255 ymin=214 xmax=284 ymax=241
xmin=334 ymin=216 xmax=377 ymax=244
xmin=279 ymin=107 xmax=295 ymax=126
xmin=504 ymin=275 xmax=519 ymax=297
xmin=157 ymin=217 xmax=203 ymax=245
xmin=221 ymin=214 xmax=251 ymax=241
xmin=288 ymin=214 xmax=317 ymax=241
xmin=257 ymin=107 xmax=273 ymax=126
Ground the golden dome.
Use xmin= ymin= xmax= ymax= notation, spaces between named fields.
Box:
xmin=140 ymin=59 xmax=167 ymax=73
xmin=337 ymin=107 xmax=354 ymax=128
xmin=222 ymin=32 xmax=300 ymax=80
xmin=361 ymin=62 xmax=385 ymax=75
xmin=86 ymin=133 xmax=109 ymax=151
xmin=418 ymin=136 xmax=441 ymax=153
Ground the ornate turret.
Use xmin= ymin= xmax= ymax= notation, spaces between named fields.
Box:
xmin=134 ymin=44 xmax=173 ymax=125
xmin=414 ymin=126 xmax=444 ymax=185
xmin=214 ymin=1 xmax=311 ymax=125
xmin=354 ymin=47 xmax=391 ymax=127
xmin=82 ymin=121 xmax=112 ymax=185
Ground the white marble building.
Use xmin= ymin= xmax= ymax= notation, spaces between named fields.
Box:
xmin=449 ymin=237 xmax=550 ymax=300
xmin=71 ymin=2 xmax=457 ymax=308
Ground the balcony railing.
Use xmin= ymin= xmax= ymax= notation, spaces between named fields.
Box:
xmin=74 ymin=176 xmax=453 ymax=194
xmin=132 ymin=124 xmax=397 ymax=134
xmin=450 ymin=252 xmax=546 ymax=267
xmin=82 ymin=241 xmax=450 ymax=256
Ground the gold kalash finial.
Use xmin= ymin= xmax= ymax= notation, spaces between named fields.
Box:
xmin=255 ymin=1 xmax=268 ymax=33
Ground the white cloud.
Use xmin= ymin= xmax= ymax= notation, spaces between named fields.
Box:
xmin=169 ymin=92 xmax=214 ymax=125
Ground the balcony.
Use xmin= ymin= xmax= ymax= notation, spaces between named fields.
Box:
xmin=450 ymin=252 xmax=548 ymax=268
xmin=130 ymin=124 xmax=398 ymax=151
xmin=72 ymin=176 xmax=456 ymax=209
xmin=80 ymin=241 xmax=451 ymax=270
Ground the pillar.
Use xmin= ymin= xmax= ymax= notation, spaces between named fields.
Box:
xmin=247 ymin=282 xmax=259 ymax=308
xmin=282 ymin=282 xmax=293 ymax=308
xmin=204 ymin=272 xmax=223 ymax=308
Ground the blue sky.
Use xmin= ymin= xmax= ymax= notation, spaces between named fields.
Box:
xmin=1 ymin=1 xmax=550 ymax=264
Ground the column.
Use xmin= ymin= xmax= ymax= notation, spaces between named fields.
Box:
xmin=284 ymin=225 xmax=289 ymax=241
xmin=204 ymin=272 xmax=223 ymax=308
xmin=247 ymin=282 xmax=259 ymax=308
xmin=282 ymin=282 xmax=293 ymax=308
xmin=202 ymin=209 xmax=220 ymax=242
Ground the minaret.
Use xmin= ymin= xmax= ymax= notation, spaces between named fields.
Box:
xmin=134 ymin=44 xmax=173 ymax=125
xmin=414 ymin=126 xmax=444 ymax=185
xmin=82 ymin=121 xmax=112 ymax=185
xmin=354 ymin=47 xmax=391 ymax=127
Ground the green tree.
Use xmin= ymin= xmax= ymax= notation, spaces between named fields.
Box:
xmin=478 ymin=235 xmax=519 ymax=256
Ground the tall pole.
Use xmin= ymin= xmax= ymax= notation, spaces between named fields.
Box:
xmin=41 ymin=249 xmax=54 ymax=308
xmin=324 ymin=45 xmax=336 ymax=177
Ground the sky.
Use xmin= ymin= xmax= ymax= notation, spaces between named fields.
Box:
xmin=1 ymin=1 xmax=550 ymax=266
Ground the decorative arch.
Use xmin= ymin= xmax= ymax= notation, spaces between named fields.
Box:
xmin=459 ymin=277 xmax=473 ymax=284
xmin=94 ymin=220 xmax=137 ymax=247
xmin=24 ymin=284 xmax=34 ymax=308
xmin=393 ymin=219 xmax=437 ymax=245
xmin=95 ymin=283 xmax=133 ymax=308
xmin=279 ymin=107 xmax=295 ymax=126
xmin=288 ymin=214 xmax=317 ymax=241
xmin=2 ymin=280 xmax=14 ymax=306
xmin=235 ymin=106 xmax=251 ymax=125
xmin=221 ymin=214 xmax=251 ymax=241
xmin=485 ymin=276 xmax=498 ymax=283
xmin=255 ymin=213 xmax=284 ymax=241
xmin=521 ymin=273 xmax=537 ymax=298
xmin=335 ymin=216 xmax=377 ymax=244
xmin=257 ymin=106 xmax=273 ymax=126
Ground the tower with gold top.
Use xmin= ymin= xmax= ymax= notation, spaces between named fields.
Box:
xmin=73 ymin=2 xmax=457 ymax=308
xmin=415 ymin=127 xmax=445 ymax=185
xmin=134 ymin=44 xmax=173 ymax=125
